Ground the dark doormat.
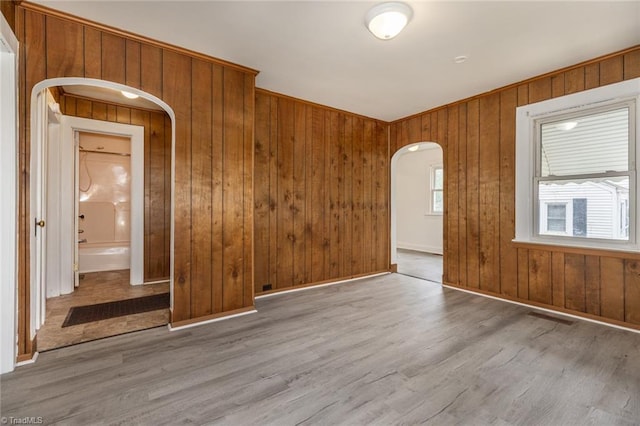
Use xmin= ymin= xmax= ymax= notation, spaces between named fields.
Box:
xmin=62 ymin=293 xmax=170 ymax=327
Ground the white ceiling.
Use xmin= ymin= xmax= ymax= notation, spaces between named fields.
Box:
xmin=62 ymin=85 xmax=165 ymax=110
xmin=35 ymin=1 xmax=640 ymax=121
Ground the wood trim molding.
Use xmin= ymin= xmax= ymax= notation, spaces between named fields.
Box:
xmin=19 ymin=1 xmax=259 ymax=76
xmin=170 ymin=306 xmax=256 ymax=329
xmin=255 ymin=87 xmax=389 ymax=124
xmin=255 ymin=271 xmax=390 ymax=297
xmin=512 ymin=241 xmax=640 ymax=260
xmin=392 ymin=44 xmax=640 ymax=124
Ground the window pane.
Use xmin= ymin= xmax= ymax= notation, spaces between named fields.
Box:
xmin=434 ymin=167 xmax=443 ymax=190
xmin=540 ymin=107 xmax=629 ymax=177
xmin=547 ymin=204 xmax=567 ymax=232
xmin=539 ymin=177 xmax=629 ymax=240
xmin=433 ymin=190 xmax=443 ymax=213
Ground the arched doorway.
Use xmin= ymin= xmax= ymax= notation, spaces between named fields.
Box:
xmin=391 ymin=142 xmax=444 ymax=282
xmin=28 ymin=78 xmax=176 ymax=350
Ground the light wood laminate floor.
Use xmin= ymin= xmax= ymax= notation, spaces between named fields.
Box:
xmin=37 ymin=270 xmax=169 ymax=351
xmin=397 ymin=248 xmax=443 ymax=283
xmin=2 ymin=273 xmax=639 ymax=425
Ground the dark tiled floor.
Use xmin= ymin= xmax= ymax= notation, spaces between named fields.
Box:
xmin=396 ymin=248 xmax=443 ymax=283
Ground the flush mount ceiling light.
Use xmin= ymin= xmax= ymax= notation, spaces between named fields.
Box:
xmin=365 ymin=2 xmax=413 ymax=40
xmin=121 ymin=90 xmax=139 ymax=99
xmin=408 ymin=144 xmax=420 ymax=152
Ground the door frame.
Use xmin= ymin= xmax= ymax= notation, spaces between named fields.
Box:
xmin=29 ymin=77 xmax=176 ymax=348
xmin=0 ymin=12 xmax=19 ymax=374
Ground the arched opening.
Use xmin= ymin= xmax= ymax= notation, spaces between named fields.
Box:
xmin=391 ymin=142 xmax=444 ymax=282
xmin=28 ymin=78 xmax=176 ymax=351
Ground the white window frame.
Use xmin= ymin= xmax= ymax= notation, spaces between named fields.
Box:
xmin=429 ymin=164 xmax=443 ymax=215
xmin=515 ymin=77 xmax=640 ymax=252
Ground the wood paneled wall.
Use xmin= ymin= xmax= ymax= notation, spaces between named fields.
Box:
xmin=15 ymin=3 xmax=256 ymax=359
xmin=1 ymin=0 xmax=15 ymax=30
xmin=59 ymin=94 xmax=171 ymax=282
xmin=391 ymin=46 xmax=640 ymax=330
xmin=254 ymin=90 xmax=390 ymax=294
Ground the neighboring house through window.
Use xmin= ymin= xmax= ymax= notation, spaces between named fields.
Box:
xmin=430 ymin=165 xmax=443 ymax=214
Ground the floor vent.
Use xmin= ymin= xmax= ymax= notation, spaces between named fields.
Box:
xmin=528 ymin=311 xmax=574 ymax=325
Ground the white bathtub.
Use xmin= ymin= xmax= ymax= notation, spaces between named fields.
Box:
xmin=78 ymin=242 xmax=130 ymax=273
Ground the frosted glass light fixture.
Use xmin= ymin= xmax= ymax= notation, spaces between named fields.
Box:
xmin=365 ymin=2 xmax=413 ymax=40
xmin=408 ymin=145 xmax=419 ymax=152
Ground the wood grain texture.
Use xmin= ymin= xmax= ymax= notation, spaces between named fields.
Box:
xmin=15 ymin=5 xmax=256 ymax=361
xmin=391 ymin=45 xmax=640 ymax=331
xmin=1 ymin=0 xmax=15 ymax=30
xmin=254 ymin=90 xmax=389 ymax=294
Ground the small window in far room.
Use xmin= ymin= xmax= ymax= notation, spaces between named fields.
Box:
xmin=430 ymin=165 xmax=443 ymax=214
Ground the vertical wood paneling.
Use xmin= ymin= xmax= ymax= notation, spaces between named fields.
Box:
xmin=599 ymin=56 xmax=624 ymax=86
xmin=624 ymin=260 xmax=640 ymax=325
xmin=517 ymin=249 xmax=529 ymax=299
xmin=311 ymin=107 xmax=327 ymax=282
xmin=163 ymin=51 xmax=192 ymax=321
xmin=551 ymin=252 xmax=565 ymax=308
xmin=254 ymin=91 xmax=388 ymax=293
xmin=222 ymin=69 xmax=247 ymax=311
xmin=499 ymin=88 xmax=517 ymax=298
xmin=329 ymin=111 xmax=342 ymax=278
xmin=585 ymin=256 xmax=601 ymax=316
xmin=585 ymin=63 xmax=600 ymax=89
xmin=528 ymin=250 xmax=551 ymax=305
xmin=211 ymin=64 xmax=224 ymax=314
xmin=268 ymin=96 xmax=279 ymax=290
xmin=101 ymin=33 xmax=126 ymax=84
xmin=466 ymin=100 xmax=480 ymax=288
xmin=303 ymin=107 xmax=313 ymax=284
xmin=564 ymin=254 xmax=586 ymax=313
xmin=292 ymin=103 xmax=306 ymax=285
xmin=624 ymin=50 xmax=640 ymax=80
xmin=352 ymin=117 xmax=364 ymax=276
xmin=254 ymin=91 xmax=271 ymax=293
xmin=478 ymin=94 xmax=500 ymax=293
xmin=343 ymin=116 xmax=353 ymax=277
xmin=446 ymin=106 xmax=459 ymax=284
xmin=564 ymin=67 xmax=585 ymax=94
xmin=362 ymin=120 xmax=374 ymax=273
xmin=45 ymin=15 xmax=84 ymax=77
xmin=242 ymin=73 xmax=254 ymax=308
xmin=375 ymin=121 xmax=389 ymax=272
xmin=125 ymin=40 xmax=141 ymax=88
xmin=16 ymin=5 xmax=257 ymax=360
xmin=1 ymin=0 xmax=15 ymax=30
xmin=140 ymin=44 xmax=162 ymax=99
xmin=600 ymin=257 xmax=624 ymax=322
xmin=276 ymin=98 xmax=294 ymax=288
xmin=83 ymin=27 xmax=102 ymax=79
xmin=457 ymin=104 xmax=468 ymax=288
xmin=191 ymin=59 xmax=213 ymax=317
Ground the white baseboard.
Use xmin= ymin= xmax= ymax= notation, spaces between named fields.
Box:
xmin=397 ymin=242 xmax=443 ymax=255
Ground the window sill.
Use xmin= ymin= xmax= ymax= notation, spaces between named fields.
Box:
xmin=511 ymin=238 xmax=640 ymax=259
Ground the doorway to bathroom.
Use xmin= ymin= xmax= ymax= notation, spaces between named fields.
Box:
xmin=33 ymin=82 xmax=173 ymax=351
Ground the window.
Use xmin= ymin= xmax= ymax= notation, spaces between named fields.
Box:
xmin=546 ymin=203 xmax=567 ymax=233
xmin=515 ymin=77 xmax=640 ymax=251
xmin=430 ymin=165 xmax=443 ymax=214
